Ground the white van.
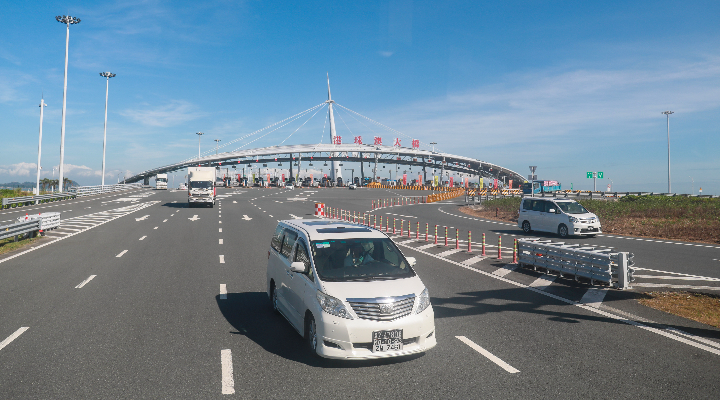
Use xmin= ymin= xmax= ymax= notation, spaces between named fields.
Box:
xmin=518 ymin=198 xmax=601 ymax=238
xmin=266 ymin=220 xmax=436 ymax=359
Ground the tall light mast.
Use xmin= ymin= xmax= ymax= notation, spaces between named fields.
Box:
xmin=326 ymin=74 xmax=342 ymax=183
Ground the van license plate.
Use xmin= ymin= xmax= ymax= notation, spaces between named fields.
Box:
xmin=372 ymin=329 xmax=403 ymax=352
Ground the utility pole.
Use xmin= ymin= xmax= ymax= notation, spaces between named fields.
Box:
xmin=56 ymin=15 xmax=81 ymax=192
xmin=36 ymin=97 xmax=47 ymax=195
xmin=662 ymin=111 xmax=674 ymax=193
xmin=214 ymin=139 xmax=221 ymax=155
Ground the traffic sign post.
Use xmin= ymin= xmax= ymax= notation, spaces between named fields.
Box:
xmin=586 ymin=171 xmax=603 ymax=191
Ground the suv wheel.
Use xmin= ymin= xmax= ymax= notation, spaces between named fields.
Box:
xmin=307 ymin=314 xmax=318 ymax=355
xmin=558 ymin=224 xmax=569 ymax=238
xmin=522 ymin=221 xmax=531 ymax=233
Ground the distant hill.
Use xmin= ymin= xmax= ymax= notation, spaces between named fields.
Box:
xmin=0 ymin=181 xmax=35 ymax=189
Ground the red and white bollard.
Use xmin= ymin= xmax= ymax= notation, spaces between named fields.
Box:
xmin=416 ymin=222 xmax=419 ymax=239
xmin=434 ymin=225 xmax=438 ymax=244
xmin=513 ymin=238 xmax=518 ymax=264
xmin=425 ymin=223 xmax=429 ymax=242
xmin=455 ymin=229 xmax=459 ymax=249
xmin=400 ymin=220 xmax=404 ymax=236
xmin=497 ymin=235 xmax=502 ymax=260
xmin=482 ymin=233 xmax=486 ymax=256
xmin=468 ymin=231 xmax=472 ymax=253
xmin=444 ymin=226 xmax=448 ymax=246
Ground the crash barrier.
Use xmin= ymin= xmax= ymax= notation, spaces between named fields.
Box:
xmin=366 ymin=182 xmax=475 ymax=192
xmin=466 ymin=189 xmax=522 ymax=196
xmin=18 ymin=212 xmax=61 ymax=231
xmin=70 ymin=183 xmax=143 ymax=197
xmin=1 ymin=192 xmax=76 ymax=209
xmin=0 ymin=219 xmax=41 ymax=241
xmin=314 ymin=203 xmax=325 ymax=217
xmin=517 ymin=238 xmax=634 ymax=289
xmin=426 ymin=188 xmax=466 ymax=203
xmin=371 ymin=196 xmax=425 ymax=209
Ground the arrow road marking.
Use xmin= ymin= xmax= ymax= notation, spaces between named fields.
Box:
xmin=242 ymin=215 xmax=252 ymax=221
xmin=188 ymin=215 xmax=200 ymax=221
xmin=135 ymin=215 xmax=149 ymax=221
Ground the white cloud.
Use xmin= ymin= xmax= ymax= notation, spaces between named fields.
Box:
xmin=119 ymin=100 xmax=207 ymax=127
xmin=0 ymin=162 xmax=36 ymax=177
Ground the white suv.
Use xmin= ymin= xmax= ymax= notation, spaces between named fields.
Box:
xmin=266 ymin=220 xmax=436 ymax=359
xmin=518 ymin=198 xmax=602 ymax=238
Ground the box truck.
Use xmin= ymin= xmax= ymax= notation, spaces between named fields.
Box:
xmin=187 ymin=167 xmax=216 ymax=207
xmin=155 ymin=173 xmax=168 ymax=190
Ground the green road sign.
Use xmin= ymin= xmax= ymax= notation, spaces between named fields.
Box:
xmin=598 ymin=172 xmax=604 ymax=179
xmin=586 ymin=172 xmax=593 ymax=179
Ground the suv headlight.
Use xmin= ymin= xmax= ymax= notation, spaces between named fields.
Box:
xmin=316 ymin=291 xmax=353 ymax=319
xmin=568 ymin=216 xmax=579 ymax=223
xmin=415 ymin=288 xmax=431 ymax=314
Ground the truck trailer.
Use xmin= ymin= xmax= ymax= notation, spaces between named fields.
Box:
xmin=187 ymin=167 xmax=216 ymax=207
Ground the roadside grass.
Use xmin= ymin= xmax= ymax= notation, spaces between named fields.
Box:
xmin=0 ymin=235 xmax=40 ymax=256
xmin=637 ymin=291 xmax=720 ymax=328
xmin=0 ymin=188 xmax=32 ymax=200
xmin=461 ymin=195 xmax=720 ymax=244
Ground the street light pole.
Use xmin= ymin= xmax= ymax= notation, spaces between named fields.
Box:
xmin=196 ymin=132 xmax=204 ymax=160
xmin=662 ymin=111 xmax=674 ymax=193
xmin=99 ymin=72 xmax=115 ymax=187
xmin=36 ymin=97 xmax=47 ymax=195
xmin=56 ymin=15 xmax=80 ymax=192
xmin=430 ymin=142 xmax=437 ymax=153
xmin=214 ymin=139 xmax=221 ymax=155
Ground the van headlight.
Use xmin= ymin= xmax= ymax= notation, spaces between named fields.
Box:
xmin=568 ymin=216 xmax=579 ymax=223
xmin=415 ymin=288 xmax=431 ymax=314
xmin=316 ymin=291 xmax=353 ymax=319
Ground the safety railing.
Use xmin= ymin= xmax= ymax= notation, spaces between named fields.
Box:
xmin=17 ymin=212 xmax=61 ymax=231
xmin=517 ymin=238 xmax=634 ymax=289
xmin=0 ymin=219 xmax=42 ymax=241
xmin=70 ymin=183 xmax=143 ymax=197
xmin=1 ymin=192 xmax=76 ymax=209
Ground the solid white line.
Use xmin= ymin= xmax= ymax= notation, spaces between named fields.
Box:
xmin=139 ymin=236 xmax=147 ymax=241
xmin=116 ymin=250 xmax=128 ymax=258
xmin=75 ymin=275 xmax=97 ymax=289
xmin=219 ymin=255 xmax=225 ymax=264
xmin=456 ymin=336 xmax=519 ymax=373
xmin=0 ymin=327 xmax=30 ymax=352
xmin=220 ymin=349 xmax=235 ymax=394
xmin=220 ymin=284 xmax=227 ymax=299
xmin=219 ymin=239 xmax=224 ymax=245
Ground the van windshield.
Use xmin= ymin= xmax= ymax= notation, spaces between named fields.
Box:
xmin=310 ymin=238 xmax=415 ymax=282
xmin=556 ymin=202 xmax=589 ymax=214
xmin=189 ymin=181 xmax=213 ymax=189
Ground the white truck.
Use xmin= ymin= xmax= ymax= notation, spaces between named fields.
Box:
xmin=155 ymin=173 xmax=168 ymax=190
xmin=187 ymin=167 xmax=216 ymax=208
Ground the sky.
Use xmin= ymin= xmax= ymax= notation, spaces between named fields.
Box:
xmin=1 ymin=0 xmax=719 ymax=194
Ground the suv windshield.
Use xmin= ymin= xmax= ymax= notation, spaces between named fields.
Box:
xmin=556 ymin=201 xmax=589 ymax=214
xmin=189 ymin=181 xmax=213 ymax=189
xmin=311 ymin=238 xmax=415 ymax=282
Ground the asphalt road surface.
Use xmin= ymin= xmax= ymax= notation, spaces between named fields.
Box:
xmin=1 ymin=187 xmax=718 ymax=399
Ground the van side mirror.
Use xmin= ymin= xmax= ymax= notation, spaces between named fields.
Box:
xmin=406 ymin=257 xmax=417 ymax=267
xmin=548 ymin=208 xmax=556 ymax=214
xmin=289 ymin=262 xmax=305 ymax=273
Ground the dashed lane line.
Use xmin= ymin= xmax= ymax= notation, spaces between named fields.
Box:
xmin=456 ymin=336 xmax=520 ymax=374
xmin=139 ymin=236 xmax=147 ymax=241
xmin=0 ymin=327 xmax=30 ymax=352
xmin=220 ymin=284 xmax=227 ymax=300
xmin=116 ymin=250 xmax=128 ymax=258
xmin=75 ymin=275 xmax=97 ymax=289
xmin=220 ymin=349 xmax=235 ymax=394
xmin=219 ymin=255 xmax=225 ymax=264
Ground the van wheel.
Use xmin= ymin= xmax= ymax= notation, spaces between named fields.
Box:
xmin=270 ymin=282 xmax=280 ymax=314
xmin=558 ymin=224 xmax=569 ymax=238
xmin=306 ymin=314 xmax=318 ymax=355
xmin=522 ymin=221 xmax=532 ymax=233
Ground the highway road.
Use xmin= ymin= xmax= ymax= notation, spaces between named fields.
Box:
xmin=1 ymin=187 xmax=718 ymax=398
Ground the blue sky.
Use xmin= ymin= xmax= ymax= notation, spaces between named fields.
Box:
xmin=1 ymin=0 xmax=719 ymax=194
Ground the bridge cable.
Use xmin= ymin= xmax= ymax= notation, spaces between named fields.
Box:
xmin=232 ymin=108 xmax=321 ymax=152
xmin=279 ymin=103 xmax=327 ymax=146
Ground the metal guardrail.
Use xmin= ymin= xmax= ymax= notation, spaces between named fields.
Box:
xmin=69 ymin=183 xmax=143 ymax=197
xmin=17 ymin=212 xmax=61 ymax=230
xmin=517 ymin=238 xmax=634 ymax=289
xmin=0 ymin=219 xmax=41 ymax=241
xmin=1 ymin=192 xmax=76 ymax=209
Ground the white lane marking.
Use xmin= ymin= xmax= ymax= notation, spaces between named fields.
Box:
xmin=189 ymin=215 xmax=200 ymax=221
xmin=437 ymin=248 xmax=462 ymax=257
xmin=135 ymin=215 xmax=149 ymax=221
xmin=289 ymin=214 xmax=303 ymax=219
xmin=219 ymin=228 xmax=222 ymax=232
xmin=116 ymin=250 xmax=128 ymax=258
xmin=580 ymin=288 xmax=608 ymax=308
xmin=139 ymin=236 xmax=147 ymax=240
xmin=162 ymin=219 xmax=168 ymax=222
xmin=242 ymin=215 xmax=252 ymax=220
xmin=171 ymin=214 xmax=175 ymax=217
xmin=462 ymin=255 xmax=486 ymax=266
xmin=219 ymin=255 xmax=225 ymax=264
xmin=219 ymin=239 xmax=224 ymax=245
xmin=220 ymin=284 xmax=227 ymax=300
xmin=154 ymin=227 xmax=158 ymax=230
xmin=269 ymin=215 xmax=273 ymax=217
xmin=220 ymin=349 xmax=235 ymax=394
xmin=219 ymin=220 xmax=222 ymax=224
xmin=75 ymin=275 xmax=97 ymax=289
xmin=492 ymin=264 xmax=517 ymax=277
xmin=0 ymin=327 xmax=30 ymax=352
xmin=417 ymin=243 xmax=437 ymax=250
xmin=456 ymin=336 xmax=520 ymax=374
xmin=233 ymin=201 xmax=237 ymax=204
xmin=529 ymin=274 xmax=557 ymax=290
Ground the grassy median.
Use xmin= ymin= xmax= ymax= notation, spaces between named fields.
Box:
xmin=638 ymin=291 xmax=720 ymax=328
xmin=461 ymin=195 xmax=720 ymax=244
xmin=0 ymin=235 xmax=40 ymax=256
